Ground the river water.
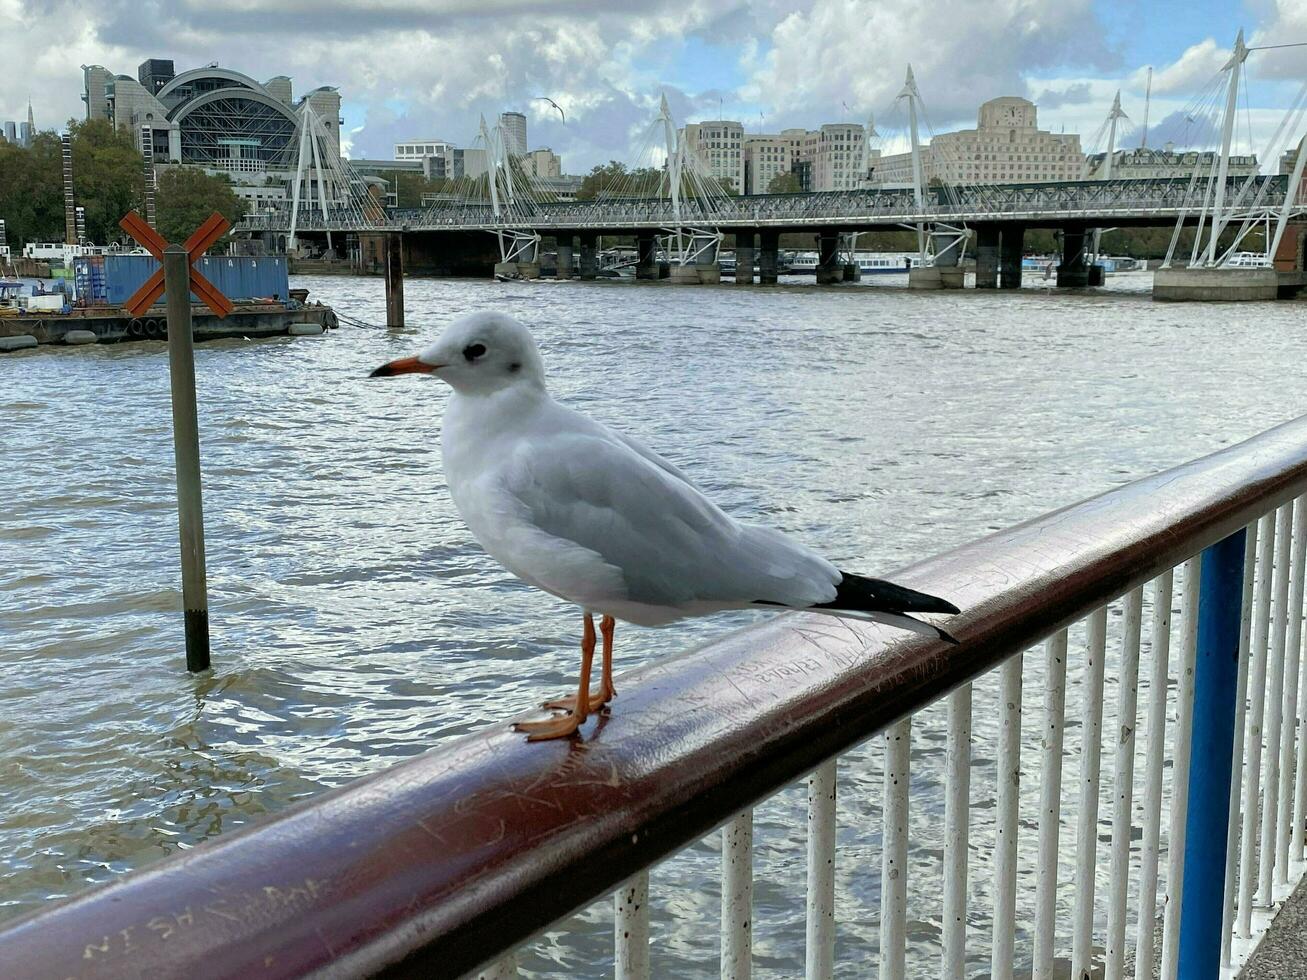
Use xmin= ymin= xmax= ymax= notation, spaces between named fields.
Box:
xmin=3 ymin=271 xmax=1307 ymax=977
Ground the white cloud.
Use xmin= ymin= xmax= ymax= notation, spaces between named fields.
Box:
xmin=0 ymin=0 xmax=1296 ymax=173
xmin=744 ymin=0 xmax=1112 ymax=132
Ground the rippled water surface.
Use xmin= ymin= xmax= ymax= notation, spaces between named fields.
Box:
xmin=4 ymin=271 xmax=1307 ymax=976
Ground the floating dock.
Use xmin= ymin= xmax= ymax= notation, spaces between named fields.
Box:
xmin=0 ymin=253 xmax=338 ymax=351
xmin=0 ymin=301 xmax=337 ymax=350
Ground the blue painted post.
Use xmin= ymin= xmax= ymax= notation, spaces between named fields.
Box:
xmin=1179 ymin=528 xmax=1248 ymax=977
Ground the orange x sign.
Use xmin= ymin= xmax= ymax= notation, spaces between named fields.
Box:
xmin=119 ymin=211 xmax=235 ymax=319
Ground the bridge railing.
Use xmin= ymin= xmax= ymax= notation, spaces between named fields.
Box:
xmin=243 ymin=176 xmax=1288 ymax=233
xmin=7 ymin=417 xmax=1307 ymax=978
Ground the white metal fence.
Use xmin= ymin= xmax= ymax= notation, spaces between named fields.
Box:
xmin=471 ymin=504 xmax=1307 ymax=979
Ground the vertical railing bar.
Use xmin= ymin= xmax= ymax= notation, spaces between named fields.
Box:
xmin=1034 ymin=631 xmax=1070 ymax=980
xmin=1178 ymin=527 xmax=1249 ymax=977
xmin=880 ymin=717 xmax=910 ymax=980
xmin=1276 ymin=496 xmax=1307 ymax=885
xmin=991 ymin=653 xmax=1023 ymax=980
xmin=1220 ymin=523 xmax=1259 ymax=968
xmin=1258 ymin=502 xmax=1294 ymax=903
xmin=616 ymin=871 xmax=651 ymax=980
xmin=722 ymin=809 xmax=753 ymax=980
xmin=1105 ymin=587 xmax=1144 ymax=980
xmin=1238 ymin=511 xmax=1278 ymax=937
xmin=805 ymin=761 xmax=836 ymax=980
xmin=1160 ymin=556 xmax=1202 ymax=980
xmin=1136 ymin=570 xmax=1174 ymax=980
xmin=942 ymin=685 xmax=972 ymax=980
xmin=1071 ymin=605 xmax=1109 ymax=980
xmin=1296 ymin=507 xmax=1307 ymax=866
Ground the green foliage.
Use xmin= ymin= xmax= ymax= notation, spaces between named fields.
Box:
xmin=0 ymin=132 xmax=64 ymax=247
xmin=577 ymin=161 xmax=663 ymax=200
xmin=766 ymin=172 xmax=803 ymax=194
xmin=393 ymin=170 xmax=439 ymax=208
xmin=68 ymin=119 xmax=145 ymax=245
xmin=155 ymin=167 xmax=246 ymax=251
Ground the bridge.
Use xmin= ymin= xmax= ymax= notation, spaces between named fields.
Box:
xmin=247 ymin=35 xmax=1307 ymax=309
xmin=244 ymin=176 xmax=1294 ymax=235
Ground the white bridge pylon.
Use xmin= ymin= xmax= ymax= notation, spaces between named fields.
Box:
xmin=656 ymin=95 xmax=724 ymax=268
xmin=891 ymin=65 xmax=967 ymax=269
xmin=1160 ymin=29 xmax=1307 ymax=270
xmin=288 ymin=102 xmax=376 ymax=250
xmin=480 ymin=115 xmax=541 ymax=267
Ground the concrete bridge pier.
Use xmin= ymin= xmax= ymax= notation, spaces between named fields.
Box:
xmin=637 ymin=233 xmax=660 ymax=281
xmin=975 ymin=225 xmax=1000 ymax=289
xmin=999 ymin=226 xmax=1024 ymax=289
xmin=384 ymin=233 xmax=404 ymax=327
xmin=758 ymin=230 xmax=779 ymax=285
xmin=734 ymin=231 xmax=755 ymax=284
xmin=695 ymin=238 xmax=722 ymax=284
xmin=931 ymin=230 xmax=966 ymax=288
xmin=578 ymin=233 xmax=598 ymax=281
xmin=1057 ymin=227 xmax=1090 ymax=287
xmin=816 ymin=230 xmax=843 ymax=285
xmin=555 ymin=235 xmax=575 ymax=279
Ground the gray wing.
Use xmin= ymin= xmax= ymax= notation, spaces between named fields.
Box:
xmin=500 ymin=429 xmax=838 ymax=610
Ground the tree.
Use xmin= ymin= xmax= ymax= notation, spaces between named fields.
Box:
xmin=767 ymin=172 xmax=803 ymax=194
xmin=155 ymin=167 xmax=246 ymax=251
xmin=577 ymin=161 xmax=663 ymax=200
xmin=0 ymin=132 xmax=64 ymax=246
xmin=69 ymin=119 xmax=145 ymax=245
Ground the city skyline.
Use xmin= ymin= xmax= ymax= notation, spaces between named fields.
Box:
xmin=3 ymin=0 xmax=1306 ymax=172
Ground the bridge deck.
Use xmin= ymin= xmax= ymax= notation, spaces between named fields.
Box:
xmin=244 ymin=175 xmax=1297 ymax=235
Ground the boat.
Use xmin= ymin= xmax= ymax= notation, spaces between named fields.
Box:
xmin=786 ymin=250 xmax=919 ymax=274
xmin=1223 ymin=251 xmax=1271 ymax=269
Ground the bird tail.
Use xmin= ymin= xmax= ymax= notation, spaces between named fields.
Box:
xmin=812 ymin=572 xmax=960 ymax=645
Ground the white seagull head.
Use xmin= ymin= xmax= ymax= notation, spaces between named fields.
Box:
xmin=370 ymin=311 xmax=546 ymax=395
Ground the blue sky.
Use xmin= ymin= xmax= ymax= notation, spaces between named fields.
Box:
xmin=5 ymin=0 xmax=1306 ymax=172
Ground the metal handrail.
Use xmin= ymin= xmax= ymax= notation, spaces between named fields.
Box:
xmin=6 ymin=415 xmax=1307 ymax=978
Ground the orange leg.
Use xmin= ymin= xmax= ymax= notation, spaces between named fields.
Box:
xmin=592 ymin=615 xmax=617 ymax=708
xmin=518 ymin=613 xmax=595 ymax=741
xmin=543 ymin=613 xmax=618 ymax=713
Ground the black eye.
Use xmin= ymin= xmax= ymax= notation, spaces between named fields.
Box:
xmin=462 ymin=343 xmax=487 ymax=362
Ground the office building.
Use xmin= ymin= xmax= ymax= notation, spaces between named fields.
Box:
xmin=1085 ymin=144 xmax=1258 ymax=180
xmin=682 ymin=120 xmax=746 ymax=194
xmin=524 ymin=148 xmax=561 ymax=179
xmin=802 ymin=123 xmax=866 ymax=191
xmin=743 ymin=129 xmax=806 ymax=194
xmin=872 ymin=97 xmax=1082 ymax=187
xmin=499 ymin=112 xmax=527 ymax=157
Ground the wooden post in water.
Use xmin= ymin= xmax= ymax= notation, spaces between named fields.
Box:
xmin=385 ymin=233 xmax=404 ymax=328
xmin=164 ymin=243 xmax=211 ymax=672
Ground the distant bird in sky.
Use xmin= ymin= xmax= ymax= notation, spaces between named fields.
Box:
xmin=533 ymin=97 xmax=565 ymax=123
xmin=370 ymin=312 xmax=959 ymax=741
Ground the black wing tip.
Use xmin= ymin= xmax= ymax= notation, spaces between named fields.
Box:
xmin=828 ymin=571 xmax=961 ymax=617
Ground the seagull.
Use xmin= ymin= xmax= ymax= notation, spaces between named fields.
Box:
xmin=370 ymin=312 xmax=960 ymax=741
xmin=533 ymin=96 xmax=565 ymax=123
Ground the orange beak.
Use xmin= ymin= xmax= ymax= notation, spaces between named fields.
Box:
xmin=369 ymin=356 xmax=441 ymax=378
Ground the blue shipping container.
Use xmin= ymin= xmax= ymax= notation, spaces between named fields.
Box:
xmin=100 ymin=254 xmax=289 ymax=307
